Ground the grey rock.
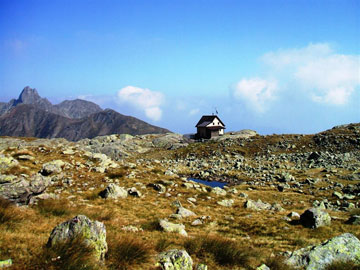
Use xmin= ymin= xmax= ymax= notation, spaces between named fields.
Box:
xmin=157 ymin=249 xmax=193 ymax=270
xmin=285 ymin=233 xmax=360 ymax=270
xmin=128 ymin=187 xmax=142 ymax=197
xmin=211 ymin=187 xmax=226 ymax=196
xmin=40 ymin=160 xmax=65 ymax=176
xmin=300 ymin=208 xmax=331 ymax=228
xmin=99 ymin=183 xmax=127 ymax=199
xmin=346 ymin=215 xmax=360 ymax=225
xmin=159 ymin=219 xmax=187 ymax=236
xmin=176 ymin=207 xmax=196 ymax=218
xmin=217 ymin=199 xmax=234 ymax=207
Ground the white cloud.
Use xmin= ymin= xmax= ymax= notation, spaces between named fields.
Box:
xmin=262 ymin=43 xmax=360 ymax=105
xmin=117 ymin=86 xmax=164 ymax=121
xmin=233 ymin=78 xmax=278 ymax=112
xmin=189 ymin=108 xmax=200 ymax=116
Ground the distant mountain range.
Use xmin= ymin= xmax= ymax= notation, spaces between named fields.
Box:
xmin=0 ymin=86 xmax=170 ymax=141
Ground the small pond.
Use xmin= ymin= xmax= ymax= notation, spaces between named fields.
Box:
xmin=188 ymin=178 xmax=227 ymax=189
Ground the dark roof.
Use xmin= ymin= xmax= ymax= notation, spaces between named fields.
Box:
xmin=195 ymin=115 xmax=225 ymax=128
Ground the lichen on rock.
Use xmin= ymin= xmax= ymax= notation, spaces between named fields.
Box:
xmin=47 ymin=215 xmax=108 ymax=261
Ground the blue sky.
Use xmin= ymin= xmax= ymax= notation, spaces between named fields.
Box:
xmin=0 ymin=0 xmax=359 ymax=134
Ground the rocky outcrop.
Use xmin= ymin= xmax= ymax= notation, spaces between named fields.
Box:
xmin=0 ymin=174 xmax=50 ymax=205
xmin=285 ymin=233 xmax=360 ymax=270
xmin=157 ymin=249 xmax=193 ymax=270
xmin=47 ymin=215 xmax=108 ymax=261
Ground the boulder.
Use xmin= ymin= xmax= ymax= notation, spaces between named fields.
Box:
xmin=300 ymin=208 xmax=331 ymax=228
xmin=99 ymin=183 xmax=127 ymax=199
xmin=148 ymin=183 xmax=166 ymax=193
xmin=159 ymin=219 xmax=187 ymax=236
xmin=40 ymin=160 xmax=65 ymax=176
xmin=217 ymin=199 xmax=234 ymax=207
xmin=176 ymin=207 xmax=196 ymax=218
xmin=211 ymin=187 xmax=226 ymax=196
xmin=128 ymin=187 xmax=142 ymax=197
xmin=157 ymin=249 xmax=193 ymax=270
xmin=47 ymin=215 xmax=108 ymax=261
xmin=285 ymin=233 xmax=360 ymax=270
xmin=244 ymin=199 xmax=271 ymax=211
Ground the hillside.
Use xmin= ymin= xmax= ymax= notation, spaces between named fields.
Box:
xmin=0 ymin=124 xmax=359 ymax=269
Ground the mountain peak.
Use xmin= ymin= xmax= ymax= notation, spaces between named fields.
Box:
xmin=18 ymin=86 xmax=41 ymax=104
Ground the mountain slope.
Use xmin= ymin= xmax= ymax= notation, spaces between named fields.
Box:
xmin=0 ymin=104 xmax=169 ymax=141
xmin=0 ymin=86 xmax=170 ymax=140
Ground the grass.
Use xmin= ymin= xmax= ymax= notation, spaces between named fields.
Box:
xmin=29 ymin=236 xmax=100 ymax=270
xmin=324 ymin=260 xmax=360 ymax=270
xmin=0 ymin=197 xmax=24 ymax=225
xmin=155 ymin=237 xmax=173 ymax=252
xmin=107 ymin=236 xmax=151 ymax=270
xmin=184 ymin=235 xmax=257 ymax=267
xmin=36 ymin=199 xmax=72 ymax=217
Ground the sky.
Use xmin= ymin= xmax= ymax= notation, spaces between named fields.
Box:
xmin=0 ymin=0 xmax=359 ymax=135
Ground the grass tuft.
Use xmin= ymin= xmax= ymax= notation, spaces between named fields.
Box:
xmin=107 ymin=236 xmax=151 ymax=270
xmin=155 ymin=237 xmax=173 ymax=252
xmin=31 ymin=236 xmax=100 ymax=270
xmin=0 ymin=197 xmax=23 ymax=225
xmin=36 ymin=199 xmax=71 ymax=217
xmin=184 ymin=235 xmax=256 ymax=267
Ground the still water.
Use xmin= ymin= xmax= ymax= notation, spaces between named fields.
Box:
xmin=188 ymin=178 xmax=227 ymax=189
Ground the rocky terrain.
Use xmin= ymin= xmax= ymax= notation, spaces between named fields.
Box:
xmin=0 ymin=123 xmax=360 ymax=269
xmin=0 ymin=87 xmax=170 ymax=141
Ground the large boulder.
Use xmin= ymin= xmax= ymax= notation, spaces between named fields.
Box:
xmin=300 ymin=208 xmax=331 ymax=228
xmin=47 ymin=215 xmax=108 ymax=261
xmin=0 ymin=174 xmax=50 ymax=205
xmin=99 ymin=183 xmax=127 ymax=199
xmin=285 ymin=233 xmax=360 ymax=270
xmin=157 ymin=249 xmax=193 ymax=270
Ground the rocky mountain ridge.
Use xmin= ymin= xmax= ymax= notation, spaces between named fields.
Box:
xmin=0 ymin=86 xmax=170 ymax=140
